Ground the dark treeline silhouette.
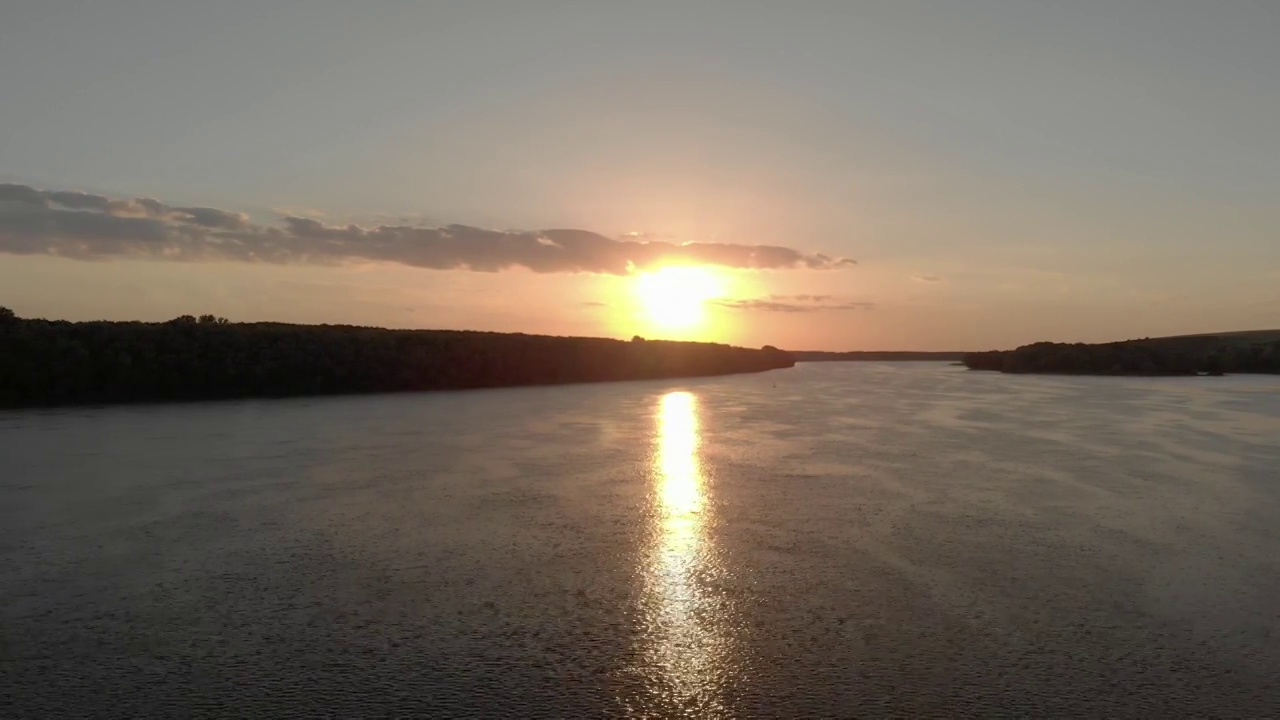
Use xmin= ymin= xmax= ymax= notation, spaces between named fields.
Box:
xmin=791 ymin=350 xmax=967 ymax=362
xmin=964 ymin=332 xmax=1280 ymax=376
xmin=0 ymin=308 xmax=795 ymax=408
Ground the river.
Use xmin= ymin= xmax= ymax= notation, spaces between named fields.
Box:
xmin=3 ymin=363 xmax=1279 ymax=718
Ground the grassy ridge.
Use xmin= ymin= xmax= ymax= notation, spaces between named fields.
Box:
xmin=1155 ymin=329 xmax=1280 ymax=341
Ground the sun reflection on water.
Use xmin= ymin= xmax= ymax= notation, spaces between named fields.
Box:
xmin=639 ymin=390 xmax=731 ymax=714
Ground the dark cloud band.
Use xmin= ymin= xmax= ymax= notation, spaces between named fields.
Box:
xmin=0 ymin=183 xmax=857 ymax=275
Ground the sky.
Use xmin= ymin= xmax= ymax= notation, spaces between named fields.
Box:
xmin=1 ymin=1 xmax=1277 ymax=351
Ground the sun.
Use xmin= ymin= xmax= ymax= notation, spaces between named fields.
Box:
xmin=633 ymin=266 xmax=726 ymax=332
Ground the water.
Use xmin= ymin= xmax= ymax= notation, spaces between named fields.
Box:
xmin=3 ymin=363 xmax=1280 ymax=718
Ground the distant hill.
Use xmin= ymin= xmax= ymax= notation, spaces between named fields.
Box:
xmin=791 ymin=350 xmax=968 ymax=362
xmin=963 ymin=330 xmax=1280 ymax=376
xmin=1147 ymin=329 xmax=1280 ymax=343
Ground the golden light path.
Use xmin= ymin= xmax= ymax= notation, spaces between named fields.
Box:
xmin=641 ymin=390 xmax=733 ymax=715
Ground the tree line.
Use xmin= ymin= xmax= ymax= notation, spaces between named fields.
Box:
xmin=0 ymin=308 xmax=794 ymax=407
xmin=963 ymin=336 xmax=1280 ymax=376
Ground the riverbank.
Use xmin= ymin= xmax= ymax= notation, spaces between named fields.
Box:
xmin=0 ymin=312 xmax=794 ymax=407
xmin=963 ymin=331 xmax=1280 ymax=376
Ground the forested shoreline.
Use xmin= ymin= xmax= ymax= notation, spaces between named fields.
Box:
xmin=0 ymin=308 xmax=794 ymax=408
xmin=963 ymin=333 xmax=1280 ymax=376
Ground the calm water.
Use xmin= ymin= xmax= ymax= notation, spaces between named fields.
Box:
xmin=3 ymin=363 xmax=1280 ymax=718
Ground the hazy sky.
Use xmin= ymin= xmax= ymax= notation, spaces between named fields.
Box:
xmin=2 ymin=1 xmax=1277 ymax=350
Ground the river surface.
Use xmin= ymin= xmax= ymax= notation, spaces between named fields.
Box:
xmin=3 ymin=362 xmax=1280 ymax=718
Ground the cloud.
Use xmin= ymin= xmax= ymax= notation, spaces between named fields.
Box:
xmin=170 ymin=206 xmax=251 ymax=230
xmin=0 ymin=183 xmax=857 ymax=275
xmin=913 ymin=274 xmax=945 ymax=283
xmin=270 ymin=205 xmax=328 ymax=219
xmin=713 ymin=297 xmax=875 ymax=312
xmin=769 ymin=294 xmax=832 ymax=302
xmin=581 ymin=301 xmax=608 ymax=307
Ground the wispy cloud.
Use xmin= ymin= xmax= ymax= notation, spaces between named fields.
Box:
xmin=269 ymin=205 xmax=328 ymax=219
xmin=912 ymin=274 xmax=945 ymax=283
xmin=770 ymin=294 xmax=833 ymax=302
xmin=713 ymin=296 xmax=875 ymax=312
xmin=0 ymin=183 xmax=857 ymax=275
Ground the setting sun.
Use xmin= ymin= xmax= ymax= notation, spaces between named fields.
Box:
xmin=633 ymin=266 xmax=726 ymax=332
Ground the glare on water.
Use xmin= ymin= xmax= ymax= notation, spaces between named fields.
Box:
xmin=641 ymin=390 xmax=735 ymax=715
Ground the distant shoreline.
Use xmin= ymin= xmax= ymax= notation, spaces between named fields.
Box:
xmin=0 ymin=311 xmax=794 ymax=408
xmin=790 ymin=351 xmax=968 ymax=362
xmin=962 ymin=330 xmax=1280 ymax=376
